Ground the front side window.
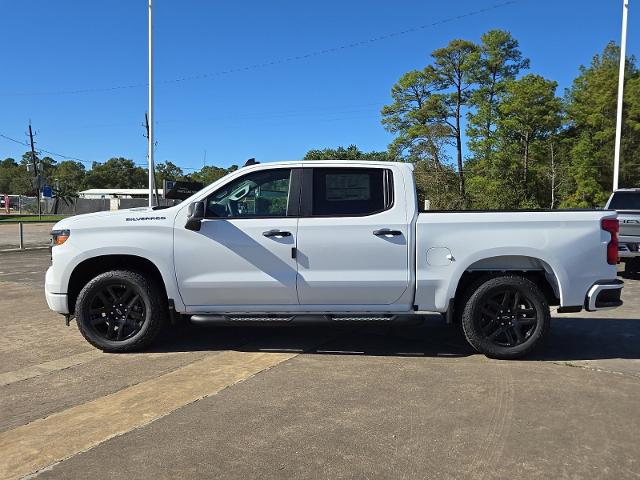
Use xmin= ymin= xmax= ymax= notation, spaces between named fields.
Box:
xmin=206 ymin=168 xmax=291 ymax=218
xmin=312 ymin=168 xmax=391 ymax=216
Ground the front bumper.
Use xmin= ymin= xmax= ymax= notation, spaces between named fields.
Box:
xmin=45 ymin=291 xmax=69 ymax=314
xmin=585 ymin=279 xmax=623 ymax=312
xmin=45 ymin=266 xmax=69 ymax=314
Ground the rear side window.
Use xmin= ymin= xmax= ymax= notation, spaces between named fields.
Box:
xmin=609 ymin=192 xmax=640 ymax=210
xmin=311 ymin=168 xmax=392 ymax=216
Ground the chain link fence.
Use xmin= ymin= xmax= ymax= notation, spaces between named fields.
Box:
xmin=0 ymin=196 xmax=181 ymax=250
xmin=2 ymin=196 xmax=179 ymax=215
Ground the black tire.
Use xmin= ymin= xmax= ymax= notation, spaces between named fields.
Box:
xmin=461 ymin=275 xmax=550 ymax=359
xmin=75 ymin=270 xmax=167 ymax=352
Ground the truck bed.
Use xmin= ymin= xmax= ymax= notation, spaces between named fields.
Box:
xmin=414 ymin=210 xmax=617 ymax=311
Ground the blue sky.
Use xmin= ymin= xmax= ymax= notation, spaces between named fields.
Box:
xmin=0 ymin=0 xmax=636 ymax=172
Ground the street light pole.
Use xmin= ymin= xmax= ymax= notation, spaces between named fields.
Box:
xmin=148 ymin=0 xmax=156 ymax=207
xmin=613 ymin=0 xmax=629 ymax=192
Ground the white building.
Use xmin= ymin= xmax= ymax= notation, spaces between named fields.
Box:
xmin=78 ymin=189 xmax=164 ymax=199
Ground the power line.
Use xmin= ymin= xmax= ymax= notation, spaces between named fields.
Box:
xmin=0 ymin=1 xmax=517 ymax=97
xmin=44 ymin=102 xmax=385 ymax=133
xmin=1 ymin=131 xmax=212 ymax=171
xmin=1 ymin=131 xmax=103 ymax=165
xmin=0 ymin=133 xmax=29 ymax=147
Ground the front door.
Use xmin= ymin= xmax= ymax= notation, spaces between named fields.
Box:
xmin=295 ymin=166 xmax=410 ymax=306
xmin=174 ymin=167 xmax=300 ymax=308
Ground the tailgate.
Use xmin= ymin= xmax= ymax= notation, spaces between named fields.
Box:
xmin=618 ymin=212 xmax=640 ymax=238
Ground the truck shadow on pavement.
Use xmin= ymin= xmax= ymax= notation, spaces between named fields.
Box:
xmin=147 ymin=315 xmax=640 ymax=362
xmin=529 ymin=316 xmax=640 ymax=361
xmin=619 ymin=270 xmax=640 ymax=281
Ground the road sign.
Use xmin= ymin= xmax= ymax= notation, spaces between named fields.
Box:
xmin=42 ymin=185 xmax=53 ymax=198
xmin=163 ymin=180 xmax=204 ymax=200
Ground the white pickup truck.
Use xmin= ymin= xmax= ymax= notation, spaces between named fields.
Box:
xmin=45 ymin=160 xmax=623 ymax=359
xmin=605 ymin=188 xmax=640 ymax=274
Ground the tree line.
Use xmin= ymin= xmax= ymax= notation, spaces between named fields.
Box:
xmin=309 ymin=32 xmax=640 ymax=209
xmin=0 ymin=154 xmax=238 ymax=198
xmin=2 ymin=30 xmax=639 ymax=209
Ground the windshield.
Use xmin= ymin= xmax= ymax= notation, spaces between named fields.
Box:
xmin=609 ymin=191 xmax=640 ymax=210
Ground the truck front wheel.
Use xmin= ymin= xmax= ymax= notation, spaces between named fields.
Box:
xmin=461 ymin=275 xmax=550 ymax=359
xmin=75 ymin=270 xmax=166 ymax=352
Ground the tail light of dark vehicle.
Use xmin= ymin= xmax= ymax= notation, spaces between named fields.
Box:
xmin=601 ymin=218 xmax=619 ymax=265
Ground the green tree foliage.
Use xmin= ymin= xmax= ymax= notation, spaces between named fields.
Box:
xmin=304 ymin=144 xmax=393 ymax=161
xmin=156 ymin=161 xmax=186 ymax=182
xmin=383 ymin=33 xmax=639 ymax=210
xmin=382 ymin=39 xmax=480 ymax=202
xmin=0 ymin=158 xmax=19 ymax=193
xmin=0 ymin=156 xmax=34 ymax=195
xmin=0 ymin=153 xmax=239 ymax=195
xmin=189 ymin=165 xmax=231 ymax=186
xmin=467 ymin=30 xmax=529 ymax=165
xmin=381 ymin=69 xmax=451 ymax=164
xmin=466 ymin=76 xmax=562 ymax=209
xmin=562 ymin=42 xmax=640 ymax=207
xmin=498 ymin=76 xmax=563 ymax=194
xmin=430 ymin=40 xmax=480 ymax=200
xmin=52 ymin=185 xmax=79 ymax=214
xmin=53 ymin=161 xmax=86 ymax=193
xmin=84 ymin=158 xmax=147 ymax=189
xmin=413 ymin=159 xmax=466 ymax=210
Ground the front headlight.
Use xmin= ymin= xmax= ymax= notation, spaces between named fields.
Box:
xmin=50 ymin=229 xmax=70 ymax=248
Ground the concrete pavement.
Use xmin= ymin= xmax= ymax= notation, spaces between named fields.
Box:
xmin=0 ymin=223 xmax=54 ymax=251
xmin=0 ymin=249 xmax=639 ymax=479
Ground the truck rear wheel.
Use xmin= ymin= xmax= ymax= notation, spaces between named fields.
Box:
xmin=75 ymin=270 xmax=166 ymax=352
xmin=461 ymin=275 xmax=550 ymax=359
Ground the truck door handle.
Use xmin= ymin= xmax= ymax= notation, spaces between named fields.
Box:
xmin=262 ymin=230 xmax=292 ymax=238
xmin=373 ymin=229 xmax=402 ymax=237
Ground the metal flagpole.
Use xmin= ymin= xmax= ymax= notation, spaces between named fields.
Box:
xmin=148 ymin=0 xmax=156 ymax=206
xmin=613 ymin=0 xmax=629 ymax=192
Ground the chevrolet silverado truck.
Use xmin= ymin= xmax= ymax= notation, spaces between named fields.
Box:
xmin=45 ymin=161 xmax=623 ymax=359
xmin=605 ymin=188 xmax=640 ymax=274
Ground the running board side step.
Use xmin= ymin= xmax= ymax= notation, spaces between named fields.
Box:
xmin=189 ymin=314 xmax=401 ymax=325
xmin=330 ymin=315 xmax=397 ymax=322
xmin=190 ymin=314 xmax=297 ymax=324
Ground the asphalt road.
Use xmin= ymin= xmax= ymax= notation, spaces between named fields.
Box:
xmin=0 ymin=249 xmax=639 ymax=480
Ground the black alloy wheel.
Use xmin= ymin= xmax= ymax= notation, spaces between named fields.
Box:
xmin=475 ymin=288 xmax=538 ymax=348
xmin=461 ymin=275 xmax=550 ymax=359
xmin=75 ymin=270 xmax=166 ymax=352
xmin=87 ymin=283 xmax=146 ymax=341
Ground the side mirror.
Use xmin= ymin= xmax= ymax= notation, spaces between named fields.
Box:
xmin=185 ymin=201 xmax=205 ymax=231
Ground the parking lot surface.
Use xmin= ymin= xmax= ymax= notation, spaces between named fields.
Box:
xmin=0 ymin=249 xmax=639 ymax=479
xmin=0 ymin=223 xmax=54 ymax=251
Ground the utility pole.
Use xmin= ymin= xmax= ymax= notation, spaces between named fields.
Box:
xmin=28 ymin=122 xmax=41 ymax=219
xmin=550 ymin=142 xmax=556 ymax=209
xmin=144 ymin=113 xmax=160 ymax=205
xmin=613 ymin=0 xmax=629 ymax=191
xmin=147 ymin=0 xmax=156 ymax=206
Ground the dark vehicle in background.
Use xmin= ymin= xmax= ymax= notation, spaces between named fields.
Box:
xmin=606 ymin=189 xmax=640 ymax=274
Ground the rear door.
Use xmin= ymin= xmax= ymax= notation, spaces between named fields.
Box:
xmin=295 ymin=166 xmax=409 ymax=306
